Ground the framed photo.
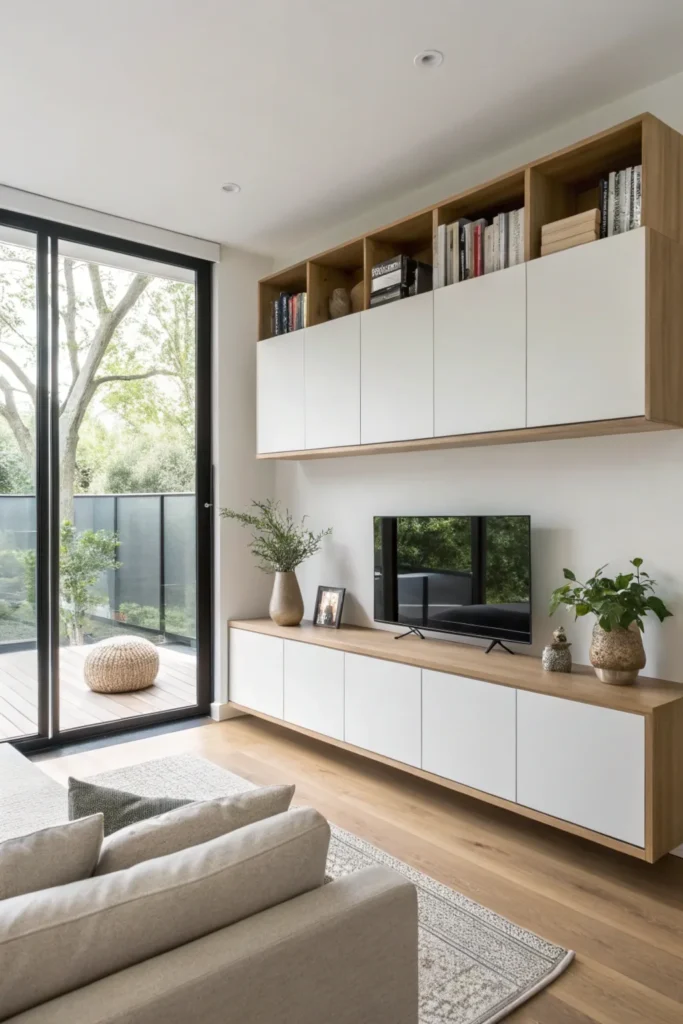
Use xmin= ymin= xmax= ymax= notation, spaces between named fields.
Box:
xmin=313 ymin=586 xmax=346 ymax=629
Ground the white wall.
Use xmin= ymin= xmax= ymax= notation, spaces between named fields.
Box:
xmin=270 ymin=67 xmax=683 ymax=683
xmin=274 ymin=69 xmax=683 ymax=269
xmin=276 ymin=431 xmax=683 ymax=680
xmin=212 ymin=248 xmax=275 ymax=705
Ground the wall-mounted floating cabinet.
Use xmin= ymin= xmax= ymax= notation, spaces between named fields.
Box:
xmin=256 ymin=113 xmax=683 ymax=459
xmin=257 ymin=334 xmax=305 ymax=453
xmin=434 ymin=262 xmax=526 ymax=435
xmin=228 ymin=619 xmax=683 ymax=862
xmin=360 ymin=291 xmax=434 ymax=444
xmin=304 ymin=314 xmax=361 ymax=449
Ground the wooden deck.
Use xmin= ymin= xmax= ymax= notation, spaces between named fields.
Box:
xmin=0 ymin=645 xmax=197 ymax=739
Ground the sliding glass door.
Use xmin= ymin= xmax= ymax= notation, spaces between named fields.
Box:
xmin=0 ymin=211 xmax=211 ymax=747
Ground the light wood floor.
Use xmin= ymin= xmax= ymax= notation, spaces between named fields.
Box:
xmin=0 ymin=646 xmax=196 ymax=739
xmin=38 ymin=716 xmax=683 ymax=1024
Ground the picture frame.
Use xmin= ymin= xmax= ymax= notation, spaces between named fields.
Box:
xmin=313 ymin=586 xmax=346 ymax=629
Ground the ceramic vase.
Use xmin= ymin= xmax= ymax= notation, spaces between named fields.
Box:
xmin=269 ymin=571 xmax=304 ymax=626
xmin=589 ymin=622 xmax=646 ymax=685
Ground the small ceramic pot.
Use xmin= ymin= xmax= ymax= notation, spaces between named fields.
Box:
xmin=542 ymin=643 xmax=572 ymax=673
xmin=589 ymin=622 xmax=646 ymax=685
xmin=269 ymin=571 xmax=304 ymax=627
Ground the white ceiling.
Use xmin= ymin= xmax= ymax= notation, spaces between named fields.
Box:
xmin=2 ymin=0 xmax=683 ymax=255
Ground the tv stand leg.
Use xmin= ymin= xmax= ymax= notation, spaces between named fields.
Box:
xmin=485 ymin=639 xmax=515 ymax=655
xmin=394 ymin=627 xmax=425 ymax=640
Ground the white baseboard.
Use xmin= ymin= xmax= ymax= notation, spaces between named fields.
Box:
xmin=210 ymin=702 xmax=248 ymax=722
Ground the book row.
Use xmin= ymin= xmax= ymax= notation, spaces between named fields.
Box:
xmin=270 ymin=292 xmax=307 ymax=335
xmin=434 ymin=207 xmax=525 ymax=288
xmin=369 ymin=255 xmax=433 ymax=307
xmin=598 ymin=165 xmax=641 ymax=238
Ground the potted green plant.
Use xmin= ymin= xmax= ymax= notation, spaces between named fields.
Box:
xmin=220 ymin=500 xmax=331 ymax=626
xmin=549 ymin=558 xmax=672 ymax=685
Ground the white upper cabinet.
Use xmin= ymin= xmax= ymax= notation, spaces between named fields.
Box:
xmin=434 ymin=264 xmax=527 ymax=436
xmin=527 ymin=228 xmax=646 ymax=426
xmin=516 ymin=690 xmax=645 ymax=847
xmin=304 ymin=315 xmax=361 ymax=449
xmin=360 ymin=291 xmax=434 ymax=444
xmin=422 ymin=670 xmax=517 ymax=801
xmin=257 ymin=334 xmax=305 ymax=453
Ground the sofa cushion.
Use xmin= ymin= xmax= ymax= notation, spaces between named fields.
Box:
xmin=0 ymin=815 xmax=103 ymax=901
xmin=96 ymin=784 xmax=295 ymax=875
xmin=68 ymin=777 xmax=191 ymax=836
xmin=0 ymin=806 xmax=330 ymax=1021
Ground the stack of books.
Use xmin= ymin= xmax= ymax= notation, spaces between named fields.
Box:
xmin=598 ymin=165 xmax=642 ymax=237
xmin=434 ymin=207 xmax=525 ymax=288
xmin=270 ymin=291 xmax=307 ymax=335
xmin=541 ymin=210 xmax=600 ymax=256
xmin=370 ymin=256 xmax=433 ymax=308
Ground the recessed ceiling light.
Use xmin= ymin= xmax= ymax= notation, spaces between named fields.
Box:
xmin=221 ymin=182 xmax=241 ymax=193
xmin=414 ymin=49 xmax=443 ymax=69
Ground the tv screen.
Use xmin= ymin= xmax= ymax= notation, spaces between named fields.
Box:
xmin=373 ymin=515 xmax=531 ymax=645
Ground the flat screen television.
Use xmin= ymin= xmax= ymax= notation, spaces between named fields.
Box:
xmin=373 ymin=515 xmax=531 ymax=647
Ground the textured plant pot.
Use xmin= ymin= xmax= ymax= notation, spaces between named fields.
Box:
xmin=589 ymin=623 xmax=646 ymax=685
xmin=269 ymin=571 xmax=304 ymax=626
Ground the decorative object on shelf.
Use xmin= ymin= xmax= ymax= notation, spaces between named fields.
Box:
xmin=220 ymin=500 xmax=331 ymax=627
xmin=328 ymin=287 xmax=350 ymax=319
xmin=549 ymin=558 xmax=672 ymax=685
xmin=313 ymin=586 xmax=345 ymax=629
xmin=540 ymin=209 xmax=599 ymax=256
xmin=541 ymin=625 xmax=572 ymax=673
xmin=350 ymin=280 xmax=364 ymax=313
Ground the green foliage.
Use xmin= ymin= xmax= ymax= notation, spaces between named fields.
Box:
xmin=118 ymin=602 xmax=195 ymax=636
xmin=549 ymin=558 xmax=673 ymax=632
xmin=59 ymin=521 xmax=120 ymax=644
xmin=100 ymin=431 xmax=194 ymax=494
xmin=221 ymin=500 xmax=331 ymax=573
xmin=0 ymin=426 xmax=32 ymax=494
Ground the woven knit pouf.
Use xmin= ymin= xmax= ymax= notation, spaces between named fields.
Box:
xmin=84 ymin=635 xmax=159 ymax=693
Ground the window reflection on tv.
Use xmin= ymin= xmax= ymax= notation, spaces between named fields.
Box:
xmin=373 ymin=516 xmax=531 ymax=644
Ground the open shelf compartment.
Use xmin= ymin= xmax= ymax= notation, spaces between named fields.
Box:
xmin=364 ymin=210 xmax=433 ymax=308
xmin=307 ymin=238 xmax=364 ymax=326
xmin=258 ymin=261 xmax=308 ymax=341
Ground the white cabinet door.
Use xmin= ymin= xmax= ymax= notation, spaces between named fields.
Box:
xmin=422 ymin=670 xmax=516 ymax=800
xmin=527 ymin=228 xmax=645 ymax=426
xmin=344 ymin=653 xmax=421 ymax=767
xmin=516 ymin=690 xmax=645 ymax=846
xmin=284 ymin=641 xmax=344 ymax=740
xmin=229 ymin=629 xmax=284 ymax=718
xmin=305 ymin=315 xmax=360 ymax=449
xmin=257 ymin=334 xmax=305 ymax=453
xmin=360 ymin=291 xmax=434 ymax=444
xmin=434 ymin=264 xmax=526 ymax=435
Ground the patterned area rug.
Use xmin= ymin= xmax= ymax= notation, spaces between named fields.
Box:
xmin=83 ymin=754 xmax=573 ymax=1023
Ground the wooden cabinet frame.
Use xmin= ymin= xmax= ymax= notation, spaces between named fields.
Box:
xmin=256 ymin=113 xmax=683 ymax=460
xmin=229 ymin=619 xmax=683 ymax=862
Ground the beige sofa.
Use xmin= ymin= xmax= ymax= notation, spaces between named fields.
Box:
xmin=0 ymin=747 xmax=419 ymax=1024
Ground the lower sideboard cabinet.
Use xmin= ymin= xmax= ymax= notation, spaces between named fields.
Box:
xmin=344 ymin=652 xmax=422 ymax=768
xmin=422 ymin=669 xmax=517 ymax=802
xmin=284 ymin=640 xmax=344 ymax=741
xmin=516 ymin=690 xmax=645 ymax=847
xmin=228 ymin=628 xmax=284 ymax=719
xmin=227 ymin=622 xmax=683 ymax=861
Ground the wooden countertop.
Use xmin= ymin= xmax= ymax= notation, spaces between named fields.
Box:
xmin=229 ymin=619 xmax=683 ymax=714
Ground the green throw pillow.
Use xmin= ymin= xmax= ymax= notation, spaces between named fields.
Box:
xmin=68 ymin=778 xmax=192 ymax=837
